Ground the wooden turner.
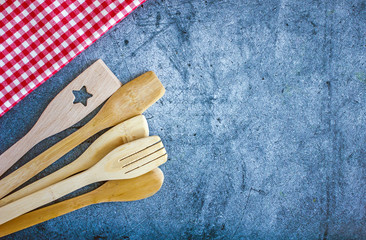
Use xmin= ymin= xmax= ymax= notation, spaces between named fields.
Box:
xmin=0 ymin=71 xmax=165 ymax=199
xmin=0 ymin=59 xmax=122 ymax=177
xmin=0 ymin=168 xmax=164 ymax=237
xmin=0 ymin=136 xmax=168 ymax=225
xmin=0 ymin=115 xmax=149 ymax=207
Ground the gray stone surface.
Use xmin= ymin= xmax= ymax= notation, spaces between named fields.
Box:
xmin=0 ymin=0 xmax=365 ymax=239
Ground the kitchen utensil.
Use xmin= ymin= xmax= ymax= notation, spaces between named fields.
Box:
xmin=0 ymin=115 xmax=149 ymax=207
xmin=0 ymin=59 xmax=122 ymax=176
xmin=0 ymin=136 xmax=167 ymax=225
xmin=0 ymin=168 xmax=164 ymax=237
xmin=0 ymin=71 xmax=165 ymax=199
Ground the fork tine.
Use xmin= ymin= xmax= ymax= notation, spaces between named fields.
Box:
xmin=124 ymin=152 xmax=168 ymax=178
xmin=118 ymin=140 xmax=163 ymax=165
xmin=122 ymin=147 xmax=166 ymax=171
xmin=122 ymin=146 xmax=165 ymax=168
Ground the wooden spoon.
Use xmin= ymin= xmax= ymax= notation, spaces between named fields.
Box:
xmin=0 ymin=59 xmax=122 ymax=177
xmin=0 ymin=136 xmax=167 ymax=225
xmin=0 ymin=71 xmax=165 ymax=199
xmin=0 ymin=168 xmax=164 ymax=237
xmin=0 ymin=115 xmax=149 ymax=207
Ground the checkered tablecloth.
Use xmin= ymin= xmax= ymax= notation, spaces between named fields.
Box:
xmin=0 ymin=0 xmax=145 ymax=117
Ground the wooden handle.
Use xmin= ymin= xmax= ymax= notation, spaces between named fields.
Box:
xmin=0 ymin=128 xmax=42 ymax=176
xmin=0 ymin=170 xmax=94 ymax=225
xmin=0 ymin=119 xmax=101 ymax=199
xmin=0 ymin=160 xmax=86 ymax=207
xmin=0 ymin=190 xmax=91 ymax=237
xmin=0 ymin=115 xmax=149 ymax=206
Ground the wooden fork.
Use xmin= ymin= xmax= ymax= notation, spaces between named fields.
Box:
xmin=0 ymin=136 xmax=167 ymax=225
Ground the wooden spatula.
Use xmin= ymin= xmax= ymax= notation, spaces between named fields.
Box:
xmin=0 ymin=168 xmax=164 ymax=237
xmin=0 ymin=136 xmax=167 ymax=225
xmin=0 ymin=115 xmax=149 ymax=207
xmin=0 ymin=71 xmax=165 ymax=199
xmin=0 ymin=59 xmax=122 ymax=177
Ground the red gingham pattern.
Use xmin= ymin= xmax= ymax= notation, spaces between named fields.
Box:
xmin=0 ymin=0 xmax=145 ymax=117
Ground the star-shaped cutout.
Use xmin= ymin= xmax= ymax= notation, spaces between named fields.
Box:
xmin=72 ymin=86 xmax=93 ymax=106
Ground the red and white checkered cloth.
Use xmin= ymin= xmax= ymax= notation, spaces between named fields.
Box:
xmin=0 ymin=0 xmax=145 ymax=117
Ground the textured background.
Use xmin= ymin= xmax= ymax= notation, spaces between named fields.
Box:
xmin=0 ymin=0 xmax=365 ymax=239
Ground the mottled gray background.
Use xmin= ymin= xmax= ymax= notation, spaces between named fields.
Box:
xmin=0 ymin=0 xmax=365 ymax=239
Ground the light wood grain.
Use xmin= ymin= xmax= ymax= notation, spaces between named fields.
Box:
xmin=0 ymin=168 xmax=164 ymax=237
xmin=0 ymin=71 xmax=165 ymax=199
xmin=0 ymin=136 xmax=167 ymax=225
xmin=0 ymin=115 xmax=149 ymax=207
xmin=0 ymin=59 xmax=122 ymax=177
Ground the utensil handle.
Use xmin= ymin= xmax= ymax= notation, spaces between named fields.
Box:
xmin=0 ymin=187 xmax=92 ymax=237
xmin=0 ymin=171 xmax=94 ymax=225
xmin=0 ymin=119 xmax=101 ymax=199
xmin=0 ymin=161 xmax=82 ymax=207
xmin=0 ymin=128 xmax=43 ymax=177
